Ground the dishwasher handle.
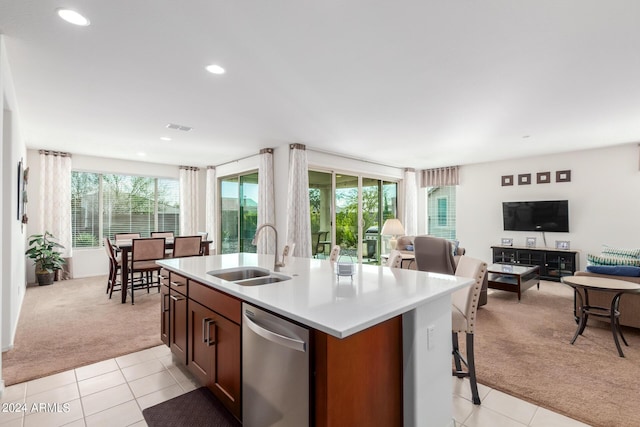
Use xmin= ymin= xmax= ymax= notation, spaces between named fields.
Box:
xmin=243 ymin=312 xmax=307 ymax=353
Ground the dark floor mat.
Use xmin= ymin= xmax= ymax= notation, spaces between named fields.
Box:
xmin=142 ymin=387 xmax=241 ymax=427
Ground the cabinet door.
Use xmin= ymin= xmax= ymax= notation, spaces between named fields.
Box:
xmin=187 ymin=300 xmax=215 ymax=385
xmin=210 ymin=312 xmax=241 ymax=419
xmin=188 ymin=300 xmax=241 ymax=420
xmin=170 ymin=291 xmax=188 ymax=364
xmin=160 ymin=284 xmax=170 ymax=346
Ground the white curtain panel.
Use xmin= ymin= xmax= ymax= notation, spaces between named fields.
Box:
xmin=179 ymin=166 xmax=200 ymax=236
xmin=205 ymin=166 xmax=217 ymax=254
xmin=39 ymin=151 xmax=72 ymax=259
xmin=286 ymin=144 xmax=312 ymax=257
xmin=257 ymin=149 xmax=275 ymax=254
xmin=403 ymin=168 xmax=418 ymax=236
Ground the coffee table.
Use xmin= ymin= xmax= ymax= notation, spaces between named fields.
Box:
xmin=561 ymin=275 xmax=640 ymax=357
xmin=487 ymin=263 xmax=540 ymax=301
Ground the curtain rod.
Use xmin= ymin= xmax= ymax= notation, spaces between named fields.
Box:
xmin=210 ymin=152 xmax=260 ymax=169
xmin=306 ymin=147 xmax=405 ymax=169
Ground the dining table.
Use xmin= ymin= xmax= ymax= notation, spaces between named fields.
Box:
xmin=114 ymin=238 xmax=211 ymax=303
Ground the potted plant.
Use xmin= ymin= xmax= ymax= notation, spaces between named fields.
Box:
xmin=25 ymin=231 xmax=66 ymax=286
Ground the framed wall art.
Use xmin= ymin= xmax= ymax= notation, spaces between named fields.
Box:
xmin=536 ymin=171 xmax=551 ymax=184
xmin=526 ymin=237 xmax=536 ymax=248
xmin=518 ymin=173 xmax=531 ymax=185
xmin=501 ymin=175 xmax=514 ymax=186
xmin=556 ymin=170 xmax=571 ymax=182
xmin=555 ymin=240 xmax=570 ymax=250
xmin=501 ymin=238 xmax=513 ymax=246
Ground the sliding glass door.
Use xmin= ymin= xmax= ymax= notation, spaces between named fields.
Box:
xmin=335 ymin=174 xmax=359 ymax=262
xmin=220 ymin=172 xmax=259 ymax=254
xmin=309 ymin=170 xmax=398 ymax=264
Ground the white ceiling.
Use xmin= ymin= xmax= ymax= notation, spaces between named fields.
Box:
xmin=1 ymin=1 xmax=640 ymax=169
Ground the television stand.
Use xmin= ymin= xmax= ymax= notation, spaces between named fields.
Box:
xmin=491 ymin=246 xmax=579 ymax=282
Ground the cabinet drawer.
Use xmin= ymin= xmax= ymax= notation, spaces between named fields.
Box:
xmin=159 ymin=268 xmax=171 ymax=286
xmin=190 ymin=280 xmax=241 ymax=324
xmin=169 ymin=272 xmax=188 ymax=296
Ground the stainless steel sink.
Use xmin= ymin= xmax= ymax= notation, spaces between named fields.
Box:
xmin=207 ymin=267 xmax=291 ymax=286
xmin=207 ymin=267 xmax=270 ymax=281
xmin=235 ymin=274 xmax=291 ymax=286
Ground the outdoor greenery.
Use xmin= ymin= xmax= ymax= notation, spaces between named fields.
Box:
xmin=71 ymin=172 xmax=179 ymax=247
xmin=335 ymin=186 xmax=395 ymax=248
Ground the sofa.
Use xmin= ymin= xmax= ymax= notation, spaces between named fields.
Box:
xmin=573 ymin=270 xmax=640 ymax=329
xmin=395 ymin=235 xmax=488 ymax=306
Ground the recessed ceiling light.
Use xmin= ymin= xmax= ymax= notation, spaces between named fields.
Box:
xmin=137 ymin=152 xmax=146 ymax=157
xmin=160 ymin=137 xmax=172 ymax=141
xmin=56 ymin=8 xmax=90 ymax=26
xmin=205 ymin=64 xmax=226 ymax=75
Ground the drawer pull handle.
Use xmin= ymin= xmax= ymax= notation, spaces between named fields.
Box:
xmin=202 ymin=318 xmax=216 ymax=345
xmin=169 ymin=294 xmax=185 ymax=302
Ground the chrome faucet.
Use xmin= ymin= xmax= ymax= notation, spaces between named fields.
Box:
xmin=251 ymin=223 xmax=284 ymax=271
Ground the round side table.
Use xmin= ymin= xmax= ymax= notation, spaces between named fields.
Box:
xmin=561 ymin=275 xmax=640 ymax=357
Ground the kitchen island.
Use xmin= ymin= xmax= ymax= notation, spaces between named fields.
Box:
xmin=157 ymin=253 xmax=473 ymax=427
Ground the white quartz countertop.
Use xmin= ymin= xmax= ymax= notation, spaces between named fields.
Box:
xmin=157 ymin=253 xmax=473 ymax=339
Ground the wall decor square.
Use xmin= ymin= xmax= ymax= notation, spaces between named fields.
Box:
xmin=501 ymin=238 xmax=513 ymax=246
xmin=556 ymin=240 xmax=570 ymax=250
xmin=518 ymin=173 xmax=531 ymax=185
xmin=501 ymin=175 xmax=514 ymax=186
xmin=536 ymin=171 xmax=551 ymax=184
xmin=556 ymin=170 xmax=571 ymax=182
xmin=526 ymin=237 xmax=536 ymax=247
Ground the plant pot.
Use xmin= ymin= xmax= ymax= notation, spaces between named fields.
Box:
xmin=36 ymin=271 xmax=55 ymax=286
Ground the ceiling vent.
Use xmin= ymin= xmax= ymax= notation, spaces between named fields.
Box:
xmin=166 ymin=123 xmax=192 ymax=132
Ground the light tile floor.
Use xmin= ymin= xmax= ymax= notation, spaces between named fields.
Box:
xmin=0 ymin=344 xmax=591 ymax=427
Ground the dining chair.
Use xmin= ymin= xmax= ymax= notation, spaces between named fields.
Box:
xmin=172 ymin=236 xmax=203 ymax=258
xmin=151 ymin=232 xmax=175 ymax=256
xmin=129 ymin=237 xmax=165 ymax=304
xmin=151 ymin=231 xmax=174 ymax=238
xmin=451 ymin=255 xmax=487 ymax=405
xmin=329 ymin=245 xmax=341 ymax=262
xmin=103 ymin=237 xmax=122 ymax=298
xmin=386 ymin=250 xmax=403 ymax=269
xmin=114 ymin=232 xmax=141 ymax=242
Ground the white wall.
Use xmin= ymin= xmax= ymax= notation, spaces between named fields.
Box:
xmin=456 ymin=143 xmax=640 ymax=269
xmin=1 ymin=35 xmax=27 ymax=360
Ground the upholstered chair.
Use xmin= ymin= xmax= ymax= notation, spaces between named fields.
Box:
xmin=103 ymin=237 xmax=121 ymax=298
xmin=452 ymin=256 xmax=487 ymax=405
xmin=414 ymin=235 xmax=456 ymax=274
xmin=386 ymin=250 xmax=403 ymax=269
xmin=329 ymin=245 xmax=341 ymax=262
xmin=129 ymin=238 xmax=165 ymax=304
xmin=172 ymin=236 xmax=203 ymax=258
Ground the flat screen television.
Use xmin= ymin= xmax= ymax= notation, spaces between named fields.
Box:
xmin=502 ymin=200 xmax=569 ymax=232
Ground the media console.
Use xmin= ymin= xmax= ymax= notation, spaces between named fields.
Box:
xmin=491 ymin=246 xmax=579 ymax=282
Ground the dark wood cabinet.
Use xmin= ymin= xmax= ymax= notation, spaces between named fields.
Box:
xmin=169 ymin=286 xmax=188 ymax=364
xmin=160 ymin=282 xmax=170 ymax=346
xmin=187 ymin=285 xmax=241 ymax=420
xmin=491 ymin=246 xmax=578 ymax=281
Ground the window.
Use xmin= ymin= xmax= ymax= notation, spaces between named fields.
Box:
xmin=220 ymin=172 xmax=259 ymax=254
xmin=71 ymin=172 xmax=179 ymax=248
xmin=427 ymin=186 xmax=456 ymax=239
xmin=437 ymin=197 xmax=447 ymax=226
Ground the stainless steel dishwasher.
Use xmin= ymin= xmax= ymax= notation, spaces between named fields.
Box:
xmin=242 ymin=303 xmax=310 ymax=427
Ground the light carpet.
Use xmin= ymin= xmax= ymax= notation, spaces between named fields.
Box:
xmin=2 ymin=275 xmax=162 ymax=385
xmin=475 ymin=281 xmax=640 ymax=427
